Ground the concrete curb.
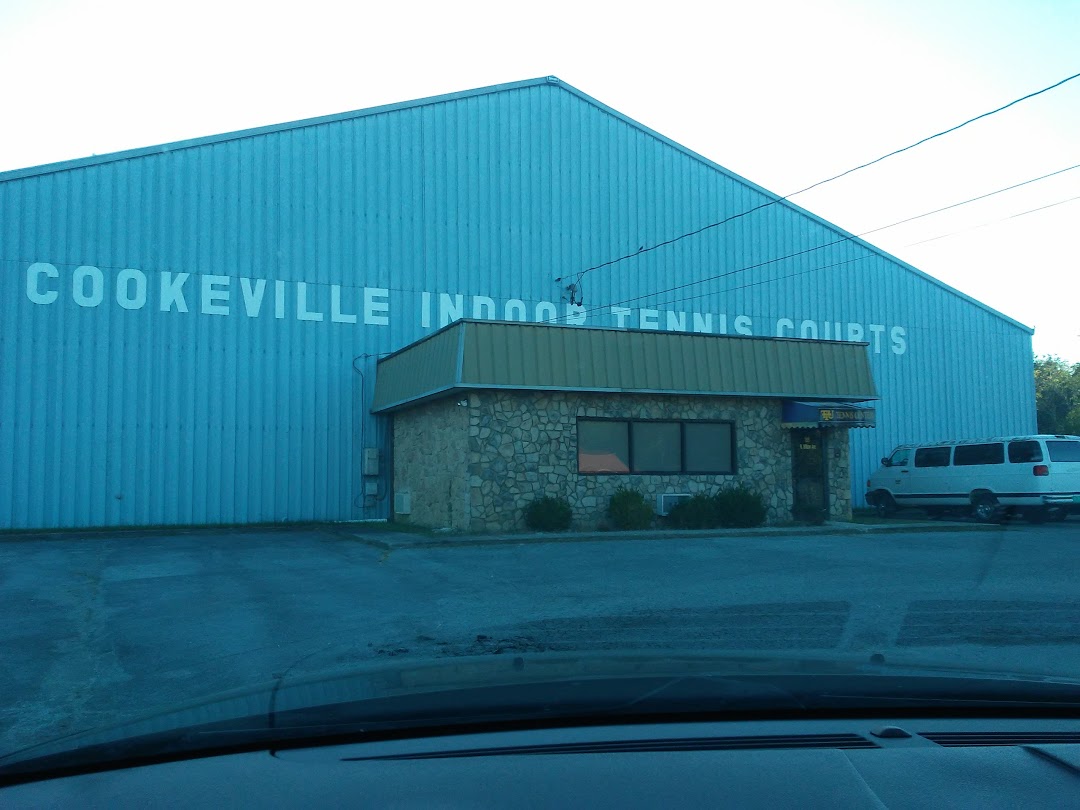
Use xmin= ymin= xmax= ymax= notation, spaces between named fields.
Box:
xmin=337 ymin=520 xmax=995 ymax=551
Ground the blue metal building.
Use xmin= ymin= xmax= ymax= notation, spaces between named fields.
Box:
xmin=0 ymin=77 xmax=1035 ymax=529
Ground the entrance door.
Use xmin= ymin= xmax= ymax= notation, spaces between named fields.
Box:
xmin=792 ymin=429 xmax=828 ymax=521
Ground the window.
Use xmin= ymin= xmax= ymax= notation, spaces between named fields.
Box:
xmin=631 ymin=422 xmax=681 ymax=472
xmin=1047 ymin=440 xmax=1080 ymax=462
xmin=888 ymin=448 xmax=911 ymax=467
xmin=953 ymin=442 xmax=1004 ymax=466
xmin=685 ymin=423 xmax=735 ymax=474
xmin=914 ymin=446 xmax=951 ymax=468
xmin=1008 ymin=440 xmax=1043 ymax=463
xmin=577 ymin=420 xmax=630 ymax=473
xmin=577 ymin=419 xmax=735 ymax=475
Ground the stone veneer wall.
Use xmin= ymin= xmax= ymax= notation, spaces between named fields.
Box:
xmin=826 ymin=430 xmax=853 ymax=520
xmin=392 ymin=397 xmax=470 ymax=529
xmin=467 ymin=391 xmax=792 ymax=532
xmin=393 ymin=390 xmax=855 ymax=532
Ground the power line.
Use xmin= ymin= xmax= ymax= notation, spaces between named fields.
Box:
xmin=791 ymin=71 xmax=1080 ymax=196
xmin=902 ymin=194 xmax=1080 ymax=247
xmin=859 ymin=162 xmax=1080 ymax=237
xmin=642 ymin=192 xmax=1080 ymax=313
xmin=559 ymin=70 xmax=1080 ymax=284
xmin=546 ymin=160 xmax=1080 ymax=322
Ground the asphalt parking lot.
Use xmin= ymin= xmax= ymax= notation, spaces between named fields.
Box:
xmin=2 ymin=518 xmax=1079 ymax=756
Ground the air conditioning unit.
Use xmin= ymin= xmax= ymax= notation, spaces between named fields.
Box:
xmin=656 ymin=493 xmax=691 ymax=516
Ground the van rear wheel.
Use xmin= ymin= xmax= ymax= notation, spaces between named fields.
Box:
xmin=972 ymin=495 xmax=1001 ymax=524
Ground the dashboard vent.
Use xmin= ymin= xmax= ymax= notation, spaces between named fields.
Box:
xmin=921 ymin=731 xmax=1080 ymax=747
xmin=346 ymin=733 xmax=878 ymax=761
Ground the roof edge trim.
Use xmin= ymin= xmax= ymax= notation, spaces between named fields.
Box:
xmin=0 ymin=77 xmax=557 ymax=182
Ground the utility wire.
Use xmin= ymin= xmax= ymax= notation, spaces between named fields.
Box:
xmin=642 ymin=192 xmax=1080 ymax=313
xmin=902 ymin=193 xmax=1080 ymax=247
xmin=545 ymin=160 xmax=1080 ymax=322
xmin=559 ymin=70 xmax=1080 ymax=284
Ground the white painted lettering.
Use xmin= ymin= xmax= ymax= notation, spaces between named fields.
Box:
xmin=610 ymin=306 xmax=631 ymax=328
xmin=666 ymin=311 xmax=687 ymax=332
xmin=274 ymin=280 xmax=286 ymax=319
xmin=240 ymin=278 xmax=266 ymax=317
xmin=472 ymin=296 xmax=496 ymax=320
xmin=364 ymin=288 xmax=390 ymax=325
xmin=846 ymin=322 xmax=865 ymax=342
xmin=160 ymin=272 xmax=189 ymax=312
xmin=734 ymin=315 xmax=753 ymax=336
xmin=535 ymin=301 xmax=558 ymax=323
xmin=421 ymin=291 xmax=432 ymax=328
xmin=775 ymin=318 xmax=795 ymax=337
xmin=890 ymin=325 xmax=907 ymax=355
xmin=868 ymin=324 xmax=885 ymax=354
xmin=296 ymin=282 xmax=323 ymax=321
xmin=504 ymin=299 xmax=527 ymax=321
xmin=565 ymin=304 xmax=586 ymax=325
xmin=201 ymin=274 xmax=230 ymax=316
xmin=692 ymin=313 xmax=712 ymax=334
xmin=26 ymin=263 xmax=58 ymax=305
xmin=640 ymin=309 xmax=659 ymax=329
xmin=331 ymin=285 xmax=357 ymax=324
xmin=799 ymin=320 xmax=818 ymax=339
xmin=72 ymin=266 xmax=104 ymax=308
xmin=439 ymin=293 xmax=463 ymax=326
xmin=116 ymin=268 xmax=147 ymax=310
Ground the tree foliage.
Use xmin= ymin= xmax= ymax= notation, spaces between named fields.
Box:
xmin=1034 ymin=355 xmax=1080 ymax=435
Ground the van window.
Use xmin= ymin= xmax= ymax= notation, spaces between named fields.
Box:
xmin=1047 ymin=440 xmax=1080 ymax=462
xmin=914 ymin=446 xmax=951 ymax=467
xmin=953 ymin=442 xmax=1004 ymax=466
xmin=888 ymin=448 xmax=910 ymax=467
xmin=1008 ymin=440 xmax=1043 ymax=463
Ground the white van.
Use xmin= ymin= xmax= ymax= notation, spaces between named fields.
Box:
xmin=866 ymin=435 xmax=1080 ymax=523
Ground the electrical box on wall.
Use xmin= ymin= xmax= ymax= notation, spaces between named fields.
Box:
xmin=394 ymin=490 xmax=411 ymax=515
xmin=363 ymin=448 xmax=380 ymax=476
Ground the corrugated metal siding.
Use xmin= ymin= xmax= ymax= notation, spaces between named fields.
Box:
xmin=0 ymin=78 xmax=1036 ymax=529
xmin=440 ymin=321 xmax=876 ymax=401
xmin=372 ymin=326 xmax=461 ymax=411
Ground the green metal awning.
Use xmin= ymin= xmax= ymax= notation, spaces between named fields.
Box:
xmin=371 ymin=320 xmax=879 ymax=413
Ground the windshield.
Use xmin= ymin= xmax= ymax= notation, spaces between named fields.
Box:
xmin=2 ymin=0 xmax=1080 ymax=780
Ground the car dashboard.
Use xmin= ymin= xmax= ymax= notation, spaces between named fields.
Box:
xmin=5 ymin=717 xmax=1080 ymax=807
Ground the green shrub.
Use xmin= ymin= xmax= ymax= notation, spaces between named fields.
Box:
xmin=665 ymin=493 xmax=718 ymax=529
xmin=713 ymin=485 xmax=768 ymax=528
xmin=607 ymin=487 xmax=654 ymax=530
xmin=523 ymin=496 xmax=573 ymax=531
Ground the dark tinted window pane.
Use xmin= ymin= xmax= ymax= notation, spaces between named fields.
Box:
xmin=684 ymin=423 xmax=734 ymax=473
xmin=631 ymin=422 xmax=681 ymax=472
xmin=953 ymin=442 xmax=1004 ymax=466
xmin=914 ymin=446 xmax=951 ymax=467
xmin=1048 ymin=441 xmax=1080 ymax=462
xmin=1008 ymin=440 xmax=1043 ymax=463
xmin=578 ymin=420 xmax=629 ymax=473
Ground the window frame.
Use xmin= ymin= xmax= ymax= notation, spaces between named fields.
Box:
xmin=576 ymin=417 xmax=737 ymax=476
xmin=953 ymin=442 xmax=1005 ymax=467
xmin=914 ymin=446 xmax=952 ymax=468
xmin=1008 ymin=440 xmax=1044 ymax=464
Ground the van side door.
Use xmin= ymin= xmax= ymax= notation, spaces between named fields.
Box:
xmin=885 ymin=447 xmax=912 ymax=503
xmin=913 ymin=446 xmax=952 ymax=505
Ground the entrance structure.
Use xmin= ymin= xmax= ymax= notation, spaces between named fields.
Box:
xmin=373 ymin=320 xmax=878 ymax=531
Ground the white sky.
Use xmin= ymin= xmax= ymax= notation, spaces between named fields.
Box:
xmin=2 ymin=0 xmax=1077 ymax=361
